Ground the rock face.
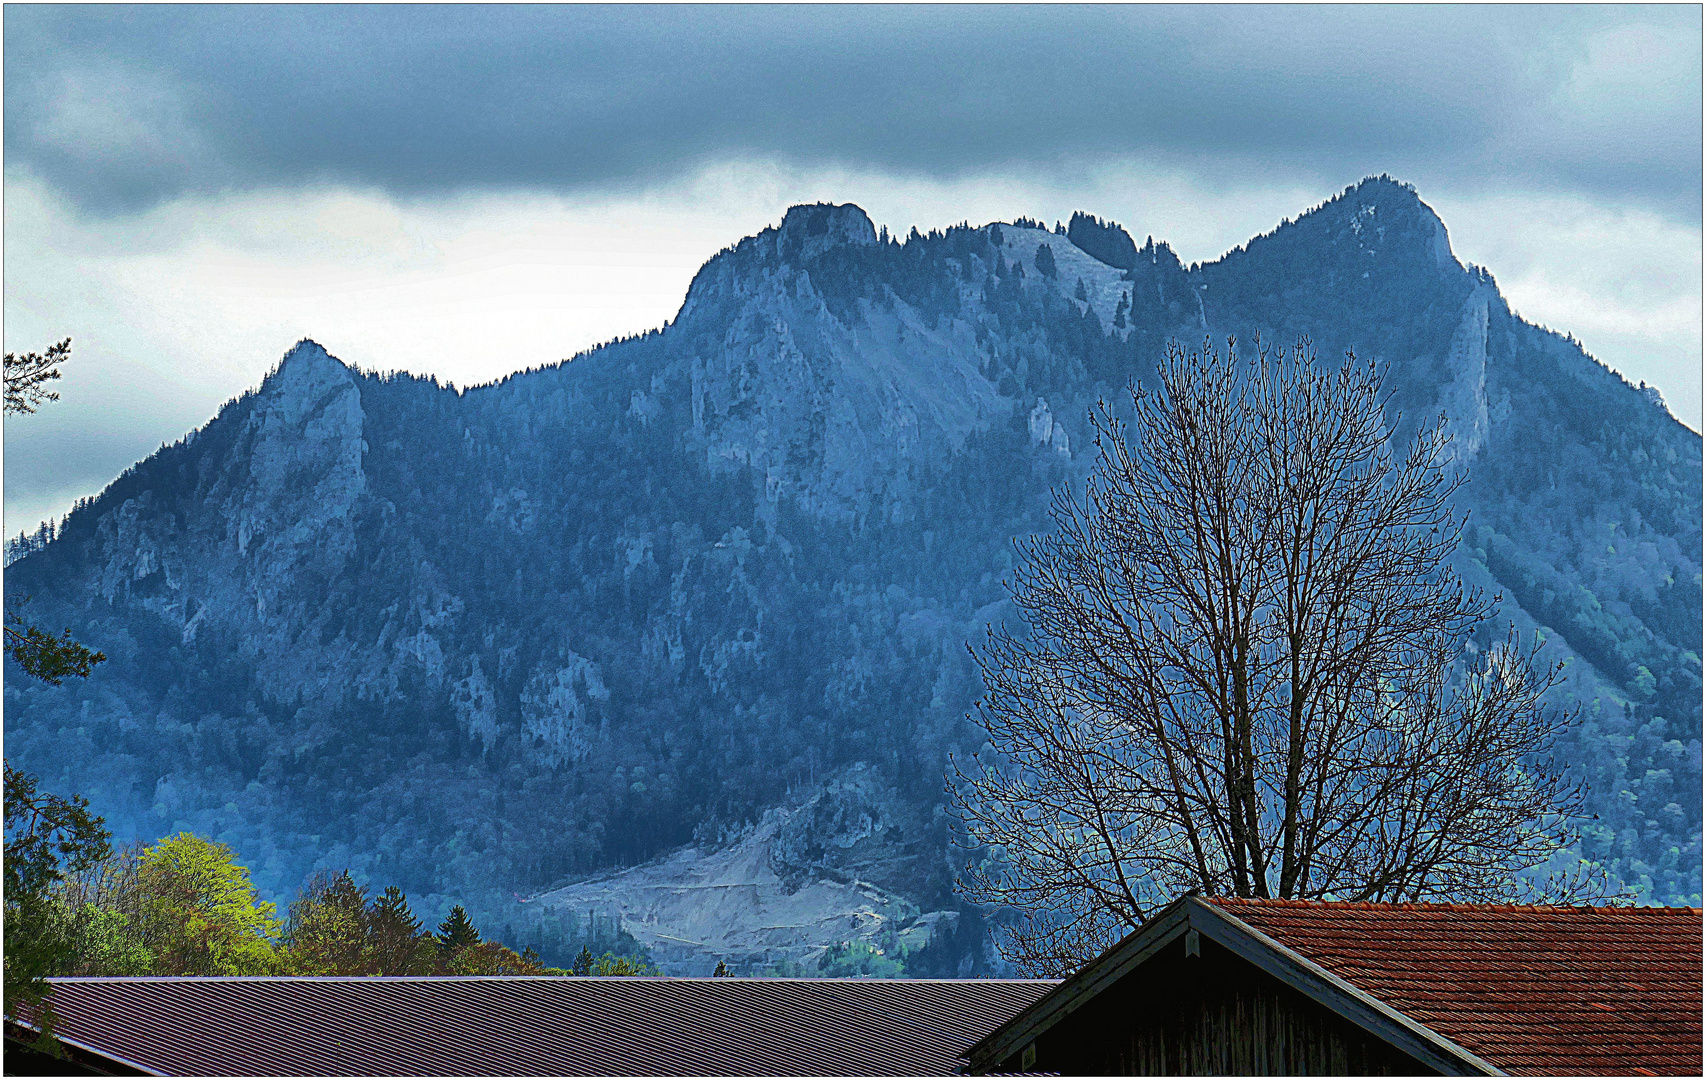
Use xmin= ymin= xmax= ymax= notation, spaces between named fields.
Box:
xmin=676 ymin=212 xmax=1107 ymax=521
xmin=89 ymin=341 xmax=376 ymax=716
xmin=532 ymin=764 xmax=960 ymax=974
xmin=1436 ymin=286 xmax=1493 ymax=463
xmin=6 ymin=178 xmax=1700 ymax=973
xmin=776 ymin=202 xmax=879 ymax=262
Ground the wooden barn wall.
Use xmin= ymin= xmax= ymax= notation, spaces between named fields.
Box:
xmin=1000 ymin=935 xmax=1437 ymax=1076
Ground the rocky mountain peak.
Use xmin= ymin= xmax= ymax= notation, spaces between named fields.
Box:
xmin=238 ymin=338 xmax=365 ymax=559
xmin=6 ymin=179 xmax=1697 ymax=977
xmin=272 ymin=337 xmax=349 ymax=380
xmin=256 ymin=339 xmax=359 ymax=425
xmin=776 ymin=202 xmax=877 ymax=263
xmin=1315 ymin=174 xmax=1458 ymax=272
xmin=672 ymin=203 xmax=877 ymax=322
xmin=1215 ymin=175 xmax=1459 ymax=285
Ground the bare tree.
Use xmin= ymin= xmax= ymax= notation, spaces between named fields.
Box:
xmin=950 ymin=336 xmax=1605 ymax=976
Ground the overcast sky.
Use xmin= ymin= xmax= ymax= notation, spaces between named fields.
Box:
xmin=5 ymin=4 xmax=1700 ymax=534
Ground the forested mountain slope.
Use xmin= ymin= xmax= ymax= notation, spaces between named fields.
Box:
xmin=7 ymin=178 xmax=1698 ymax=973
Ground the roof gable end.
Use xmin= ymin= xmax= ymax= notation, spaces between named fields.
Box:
xmin=963 ymin=897 xmax=1501 ymax=1075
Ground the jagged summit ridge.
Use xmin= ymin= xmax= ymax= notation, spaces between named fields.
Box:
xmin=5 ymin=178 xmax=1697 ymax=978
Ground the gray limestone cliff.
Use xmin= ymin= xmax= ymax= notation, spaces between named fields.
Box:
xmin=6 ymin=178 xmax=1699 ymax=974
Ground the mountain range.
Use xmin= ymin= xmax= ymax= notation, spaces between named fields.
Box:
xmin=6 ymin=177 xmax=1699 ymax=973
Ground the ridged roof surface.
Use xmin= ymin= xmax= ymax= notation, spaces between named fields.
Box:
xmin=32 ymin=975 xmax=1052 ymax=1077
xmin=1209 ymin=898 xmax=1703 ymax=1076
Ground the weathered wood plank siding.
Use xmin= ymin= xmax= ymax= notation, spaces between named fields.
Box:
xmin=997 ymin=934 xmax=1436 ymax=1076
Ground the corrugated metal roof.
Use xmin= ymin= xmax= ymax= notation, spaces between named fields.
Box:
xmin=1210 ymin=898 xmax=1705 ymax=1076
xmin=31 ymin=976 xmax=1056 ymax=1076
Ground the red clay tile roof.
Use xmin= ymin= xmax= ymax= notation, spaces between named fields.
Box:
xmin=1208 ymin=898 xmax=1703 ymax=1076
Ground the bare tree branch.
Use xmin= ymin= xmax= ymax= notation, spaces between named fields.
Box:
xmin=950 ymin=335 xmax=1613 ymax=974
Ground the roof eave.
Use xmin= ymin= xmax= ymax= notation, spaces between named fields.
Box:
xmin=7 ymin=1018 xmax=165 ymax=1077
xmin=962 ymin=895 xmax=1196 ymax=1071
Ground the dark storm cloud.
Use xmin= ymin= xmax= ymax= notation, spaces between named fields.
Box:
xmin=5 ymin=4 xmax=1700 ymax=218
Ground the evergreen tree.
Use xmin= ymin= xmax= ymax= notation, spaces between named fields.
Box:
xmin=1034 ymin=243 xmax=1057 ymax=279
xmin=3 ymin=338 xmax=69 ymax=415
xmin=5 ymin=339 xmax=105 ymax=688
xmin=712 ymin=959 xmax=731 ymax=976
xmin=570 ymin=945 xmax=595 ymax=975
xmin=1067 ymin=212 xmax=1138 ymax=270
xmin=436 ymin=905 xmax=480 ymax=955
xmin=4 ymin=606 xmax=105 ymax=687
xmin=1074 ymin=278 xmax=1089 ymax=302
xmin=371 ymin=888 xmax=420 ymax=936
xmin=369 ymin=886 xmax=433 ymax=974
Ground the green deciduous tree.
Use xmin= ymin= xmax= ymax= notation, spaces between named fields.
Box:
xmin=282 ymin=871 xmax=371 ymax=975
xmin=565 ymin=945 xmax=654 ymax=976
xmin=281 ymin=874 xmax=440 ymax=975
xmin=56 ymin=843 xmax=155 ymax=977
xmin=135 ymin=833 xmax=281 ymax=975
xmin=65 ymin=906 xmax=155 ymax=977
xmin=442 ymin=940 xmax=555 ymax=975
xmin=585 ymin=952 xmax=654 ymax=976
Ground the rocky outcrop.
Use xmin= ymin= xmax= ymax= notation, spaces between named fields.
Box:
xmin=530 ymin=766 xmax=955 ymax=974
xmin=1436 ymin=286 xmax=1494 ymax=463
xmin=775 ymin=202 xmax=877 ymax=263
xmin=235 ymin=339 xmax=367 ymax=562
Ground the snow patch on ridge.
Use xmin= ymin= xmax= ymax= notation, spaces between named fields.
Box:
xmin=996 ymin=224 xmax=1131 ymax=329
